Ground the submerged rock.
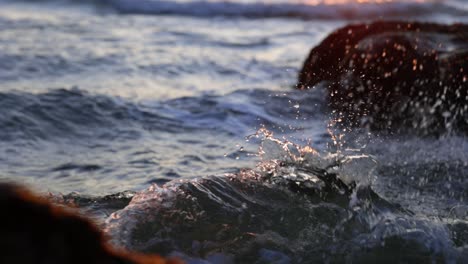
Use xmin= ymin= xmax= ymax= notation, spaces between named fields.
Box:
xmin=297 ymin=21 xmax=468 ymax=136
xmin=0 ymin=183 xmax=181 ymax=264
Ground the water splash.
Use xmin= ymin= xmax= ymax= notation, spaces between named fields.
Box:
xmin=102 ymin=129 xmax=463 ymax=263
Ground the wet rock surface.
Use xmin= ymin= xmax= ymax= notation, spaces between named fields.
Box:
xmin=298 ymin=21 xmax=468 ymax=136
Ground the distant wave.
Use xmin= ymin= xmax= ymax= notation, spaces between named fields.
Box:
xmin=0 ymin=88 xmax=187 ymax=142
xmin=108 ymin=0 xmax=464 ymax=19
xmin=0 ymin=88 xmax=325 ymax=142
xmin=5 ymin=0 xmax=467 ymax=19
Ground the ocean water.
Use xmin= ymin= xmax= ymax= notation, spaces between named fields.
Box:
xmin=0 ymin=0 xmax=467 ymax=262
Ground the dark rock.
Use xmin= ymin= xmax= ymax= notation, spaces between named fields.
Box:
xmin=0 ymin=183 xmax=182 ymax=264
xmin=298 ymin=21 xmax=468 ymax=136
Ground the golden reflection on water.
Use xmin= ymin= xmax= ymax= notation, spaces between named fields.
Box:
xmin=303 ymin=0 xmax=426 ymax=4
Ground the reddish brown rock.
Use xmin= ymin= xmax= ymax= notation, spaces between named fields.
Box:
xmin=298 ymin=21 xmax=468 ymax=135
xmin=0 ymin=183 xmax=182 ymax=264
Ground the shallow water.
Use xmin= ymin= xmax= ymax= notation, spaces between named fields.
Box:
xmin=0 ymin=0 xmax=467 ymax=262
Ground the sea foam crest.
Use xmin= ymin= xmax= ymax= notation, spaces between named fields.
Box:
xmin=101 ymin=129 xmax=462 ymax=262
xmin=253 ymin=127 xmax=377 ymax=187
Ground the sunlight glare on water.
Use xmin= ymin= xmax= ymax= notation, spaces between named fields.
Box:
xmin=228 ymin=0 xmax=428 ymax=4
xmin=304 ymin=0 xmax=405 ymax=4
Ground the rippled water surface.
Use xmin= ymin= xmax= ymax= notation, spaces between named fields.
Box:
xmin=1 ymin=0 xmax=467 ymax=262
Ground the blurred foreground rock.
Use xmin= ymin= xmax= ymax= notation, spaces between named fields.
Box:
xmin=0 ymin=183 xmax=182 ymax=264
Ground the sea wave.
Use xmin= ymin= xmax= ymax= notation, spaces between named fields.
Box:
xmin=0 ymin=88 xmax=328 ymax=194
xmin=5 ymin=0 xmax=467 ymax=19
xmin=0 ymin=88 xmax=184 ymax=142
xmin=0 ymin=88 xmax=326 ymax=142
xmin=102 ymin=136 xmax=466 ymax=263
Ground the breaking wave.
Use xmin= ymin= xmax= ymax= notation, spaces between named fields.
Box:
xmin=100 ymin=134 xmax=467 ymax=263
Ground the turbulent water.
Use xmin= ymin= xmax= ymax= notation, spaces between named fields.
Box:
xmin=0 ymin=0 xmax=467 ymax=263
